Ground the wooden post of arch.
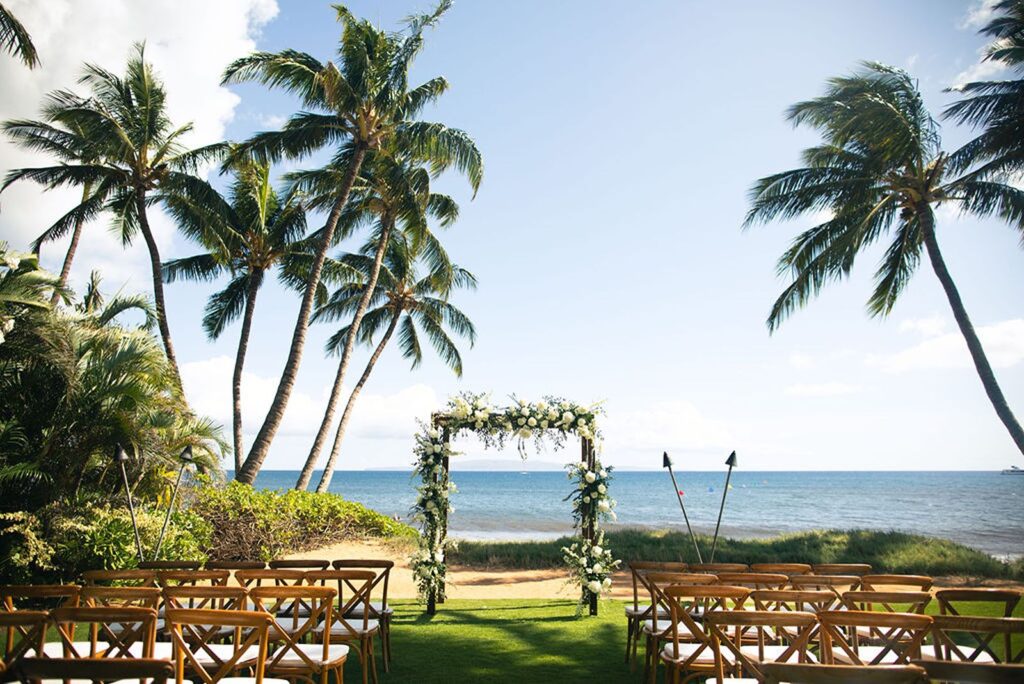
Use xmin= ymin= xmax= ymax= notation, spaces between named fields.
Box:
xmin=581 ymin=435 xmax=598 ymax=616
xmin=426 ymin=415 xmax=449 ymax=616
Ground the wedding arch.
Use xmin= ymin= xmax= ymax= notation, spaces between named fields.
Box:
xmin=410 ymin=393 xmax=619 ymax=616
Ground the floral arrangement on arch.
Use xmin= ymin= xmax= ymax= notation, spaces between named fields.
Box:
xmin=410 ymin=392 xmax=618 ymax=612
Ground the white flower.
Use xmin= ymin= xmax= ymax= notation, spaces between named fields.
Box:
xmin=593 ymin=563 xmax=603 ymax=574
xmin=584 ymin=471 xmax=596 ymax=484
xmin=434 ymin=550 xmax=445 ymax=563
xmin=578 ymin=462 xmax=588 ymax=471
xmin=518 ymin=428 xmax=532 ymax=439
xmin=583 ymin=496 xmax=591 ymax=503
xmin=536 ymin=401 xmax=548 ymax=411
xmin=474 ymin=410 xmax=484 ymax=420
xmin=540 ymin=420 xmax=549 ymax=429
xmin=599 ymin=469 xmax=607 ymax=478
xmin=609 ymin=511 xmax=618 ymax=521
xmin=561 ymin=401 xmax=571 ymax=410
xmin=527 ymin=417 xmax=537 ymax=427
xmin=433 ymin=444 xmax=443 ymax=454
xmin=517 ymin=417 xmax=526 ymax=426
xmin=602 ymin=577 xmax=612 ymax=589
xmin=562 ymin=411 xmax=575 ymax=424
xmin=597 ymin=484 xmax=606 ymax=494
xmin=577 ymin=417 xmax=586 ymax=427
xmin=1 ymin=318 xmax=14 ymax=333
xmin=4 ymin=256 xmax=20 ymax=270
xmin=520 ymin=406 xmax=529 ymax=416
xmin=428 ymin=428 xmax=440 ymax=439
xmin=587 ymin=580 xmax=601 ymax=594
xmin=475 ymin=421 xmax=483 ymax=429
xmin=547 ymin=409 xmax=559 ymax=421
xmin=591 ymin=545 xmax=603 ymax=556
xmin=598 ymin=500 xmax=611 ymax=512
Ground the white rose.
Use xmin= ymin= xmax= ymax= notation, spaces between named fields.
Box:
xmin=593 ymin=563 xmax=603 ymax=574
xmin=577 ymin=417 xmax=586 ymax=427
xmin=537 ymin=401 xmax=547 ymax=411
xmin=602 ymin=577 xmax=612 ymax=589
xmin=561 ymin=401 xmax=571 ymax=409
xmin=584 ymin=471 xmax=596 ymax=484
xmin=518 ymin=428 xmax=532 ymax=439
xmin=547 ymin=409 xmax=559 ymax=421
xmin=562 ymin=411 xmax=575 ymax=424
xmin=578 ymin=462 xmax=588 ymax=470
xmin=599 ymin=469 xmax=607 ymax=478
xmin=517 ymin=417 xmax=526 ymax=426
xmin=583 ymin=496 xmax=591 ymax=503
xmin=591 ymin=545 xmax=603 ymax=556
xmin=541 ymin=420 xmax=549 ymax=428
xmin=527 ymin=417 xmax=537 ymax=427
xmin=434 ymin=550 xmax=444 ymax=562
xmin=520 ymin=407 xmax=529 ymax=416
xmin=5 ymin=256 xmax=20 ymax=270
xmin=474 ymin=410 xmax=483 ymax=420
xmin=475 ymin=421 xmax=483 ymax=429
xmin=587 ymin=580 xmax=601 ymax=594
xmin=428 ymin=428 xmax=440 ymax=439
xmin=597 ymin=484 xmax=606 ymax=494
xmin=598 ymin=500 xmax=611 ymax=512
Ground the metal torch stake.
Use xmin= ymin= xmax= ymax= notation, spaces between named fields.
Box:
xmin=709 ymin=450 xmax=737 ymax=563
xmin=663 ymin=452 xmax=703 ymax=564
xmin=114 ymin=444 xmax=145 ymax=564
xmin=152 ymin=446 xmax=194 ymax=561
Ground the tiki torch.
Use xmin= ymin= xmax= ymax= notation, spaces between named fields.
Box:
xmin=113 ymin=443 xmax=145 ymax=564
xmin=152 ymin=445 xmax=196 ymax=560
xmin=662 ymin=452 xmax=703 ymax=563
xmin=709 ymin=451 xmax=737 ymax=563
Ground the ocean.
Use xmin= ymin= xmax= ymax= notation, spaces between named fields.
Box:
xmin=250 ymin=470 xmax=1024 ymax=558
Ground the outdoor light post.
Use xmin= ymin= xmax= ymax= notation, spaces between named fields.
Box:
xmin=662 ymin=452 xmax=704 ymax=563
xmin=152 ymin=445 xmax=196 ymax=560
xmin=113 ymin=443 xmax=145 ymax=564
xmin=709 ymin=451 xmax=737 ymax=563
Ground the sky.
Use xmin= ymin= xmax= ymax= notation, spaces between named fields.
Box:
xmin=1 ymin=0 xmax=1022 ymax=473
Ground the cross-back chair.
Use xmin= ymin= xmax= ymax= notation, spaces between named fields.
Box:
xmin=305 ymin=569 xmax=380 ymax=684
xmin=638 ymin=572 xmax=718 ymax=679
xmin=165 ymin=607 xmax=272 ymax=684
xmin=625 ymin=562 xmax=689 ymax=666
xmin=50 ymin=606 xmax=158 ymax=660
xmin=250 ymin=585 xmax=347 ymax=684
xmin=912 ymin=659 xmax=1024 ymax=684
xmin=812 ymin=563 xmax=873 ymax=576
xmin=235 ymin=569 xmax=307 ymax=590
xmin=161 ymin=585 xmax=251 ymax=655
xmin=82 ymin=569 xmax=158 ymax=587
xmin=859 ymin=575 xmax=933 ymax=592
xmin=936 ymin=588 xmax=1021 ymax=618
xmin=12 ymin=656 xmax=175 ymax=684
xmin=841 ymin=591 xmax=932 ymax=649
xmin=707 ymin=609 xmax=820 ymax=682
xmin=690 ymin=562 xmax=748 ymax=573
xmin=761 ymin=662 xmax=928 ymax=683
xmin=0 ymin=611 xmax=47 ymax=677
xmin=716 ymin=572 xmax=789 ymax=590
xmin=80 ymin=586 xmax=162 ymax=609
xmin=333 ymin=559 xmax=395 ymax=671
xmin=750 ymin=563 xmax=812 ymax=577
xmin=1 ymin=584 xmax=81 ymax=612
xmin=928 ymin=615 xmax=1024 ymax=665
xmin=138 ymin=560 xmax=202 ymax=571
xmin=789 ymin=575 xmax=862 ymax=607
xmin=657 ymin=584 xmax=751 ymax=684
xmin=819 ymin=610 xmax=932 ymax=666
xmin=156 ymin=570 xmax=230 ymax=589
xmin=268 ymin=559 xmax=330 ymax=570
xmin=205 ymin=560 xmax=267 ymax=571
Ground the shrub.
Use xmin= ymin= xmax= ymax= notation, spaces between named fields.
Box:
xmin=188 ymin=481 xmax=415 ymax=562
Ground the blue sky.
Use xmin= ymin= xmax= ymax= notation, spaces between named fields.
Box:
xmin=2 ymin=0 xmax=1022 ymax=472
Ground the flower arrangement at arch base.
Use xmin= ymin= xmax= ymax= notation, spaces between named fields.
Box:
xmin=410 ymin=392 xmax=619 ymax=614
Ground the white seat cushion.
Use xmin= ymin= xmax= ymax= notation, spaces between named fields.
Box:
xmin=643 ymin=620 xmax=688 ymax=635
xmin=128 ymin=641 xmax=259 ymax=666
xmin=625 ymin=604 xmax=651 ymax=618
xmin=345 ymin=601 xmax=393 ymax=617
xmin=830 ymin=645 xmax=907 ymax=665
xmin=41 ymin=641 xmax=109 ymax=657
xmin=40 ymin=681 xmax=193 ymax=684
xmin=660 ymin=641 xmax=717 ymax=664
xmin=916 ymin=650 xmax=996 ymax=664
xmin=736 ymin=644 xmax=818 ymax=664
xmin=270 ymin=643 xmax=350 ymax=666
xmin=319 ymin=619 xmax=379 ymax=636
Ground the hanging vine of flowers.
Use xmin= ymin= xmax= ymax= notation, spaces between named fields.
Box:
xmin=410 ymin=392 xmax=617 ymax=611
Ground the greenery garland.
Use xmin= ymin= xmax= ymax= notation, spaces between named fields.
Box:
xmin=410 ymin=392 xmax=618 ymax=612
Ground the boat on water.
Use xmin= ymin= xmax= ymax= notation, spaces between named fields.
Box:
xmin=1002 ymin=465 xmax=1023 ymax=475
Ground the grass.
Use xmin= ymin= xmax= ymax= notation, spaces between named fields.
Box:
xmin=449 ymin=528 xmax=1024 ymax=580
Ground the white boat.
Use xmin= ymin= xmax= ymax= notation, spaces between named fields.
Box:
xmin=1002 ymin=465 xmax=1023 ymax=475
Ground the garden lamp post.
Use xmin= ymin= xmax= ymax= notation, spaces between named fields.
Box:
xmin=113 ymin=443 xmax=145 ymax=564
xmin=662 ymin=452 xmax=703 ymax=563
xmin=152 ymin=446 xmax=196 ymax=560
xmin=709 ymin=451 xmax=737 ymax=563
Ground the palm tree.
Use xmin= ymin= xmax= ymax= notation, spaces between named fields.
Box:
xmin=0 ymin=2 xmax=38 ymax=68
xmin=745 ymin=62 xmax=1024 ymax=456
xmin=312 ymin=233 xmax=476 ymax=493
xmin=161 ymin=160 xmax=313 ymax=470
xmin=289 ymin=152 xmax=461 ymax=490
xmin=3 ymin=105 xmax=101 ymax=307
xmin=944 ymin=0 xmax=1024 ymax=179
xmin=222 ymin=2 xmax=482 ymax=484
xmin=1 ymin=43 xmax=227 ymax=385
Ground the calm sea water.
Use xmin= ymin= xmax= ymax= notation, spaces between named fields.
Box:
xmin=250 ymin=470 xmax=1024 ymax=558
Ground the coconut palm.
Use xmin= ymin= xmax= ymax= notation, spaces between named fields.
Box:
xmin=289 ymin=152 xmax=461 ymax=490
xmin=222 ymin=1 xmax=482 ymax=484
xmin=0 ymin=2 xmax=38 ymax=68
xmin=1 ymin=43 xmax=227 ymax=385
xmin=745 ymin=62 xmax=1024 ymax=455
xmin=311 ymin=233 xmax=476 ymax=493
xmin=161 ymin=159 xmax=317 ymax=469
xmin=945 ymin=0 xmax=1024 ymax=178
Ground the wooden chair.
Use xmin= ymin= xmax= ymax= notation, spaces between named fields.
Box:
xmin=268 ymin=559 xmax=330 ymax=570
xmin=205 ymin=560 xmax=267 ymax=571
xmin=156 ymin=570 xmax=230 ymax=588
xmin=935 ymin=588 xmax=1021 ymax=618
xmin=912 ymin=659 xmax=1024 ymax=683
xmin=50 ymin=606 xmax=158 ymax=660
xmin=789 ymin=575 xmax=862 ymax=607
xmin=841 ymin=591 xmax=932 ymax=649
xmin=139 ymin=560 xmax=203 ymax=571
xmin=716 ymin=572 xmax=789 ymax=590
xmin=657 ymin=584 xmax=750 ymax=683
xmin=750 ymin=563 xmax=812 ymax=577
xmin=333 ymin=559 xmax=395 ymax=671
xmin=927 ymin=615 xmax=1024 ymax=665
xmin=707 ymin=609 xmax=820 ymax=682
xmin=235 ymin=569 xmax=307 ymax=590
xmin=250 ymin=585 xmax=348 ymax=684
xmin=306 ymin=569 xmax=380 ymax=684
xmin=761 ymin=662 xmax=928 ymax=683
xmin=161 ymin=585 xmax=250 ymax=654
xmin=82 ymin=569 xmax=158 ymax=587
xmin=859 ymin=574 xmax=933 ymax=592
xmin=690 ymin=562 xmax=748 ymax=573
xmin=80 ymin=586 xmax=162 ymax=609
xmin=813 ymin=563 xmax=873 ymax=576
xmin=165 ymin=607 xmax=277 ymax=683
xmin=0 ymin=611 xmax=47 ymax=676
xmin=751 ymin=589 xmax=839 ymax=614
xmin=819 ymin=610 xmax=932 ymax=666
xmin=638 ymin=572 xmax=718 ymax=680
xmin=0 ymin=584 xmax=81 ymax=611
xmin=625 ymin=561 xmax=688 ymax=666
xmin=13 ymin=656 xmax=175 ymax=683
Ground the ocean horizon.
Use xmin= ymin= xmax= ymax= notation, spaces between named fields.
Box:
xmin=242 ymin=469 xmax=1024 ymax=559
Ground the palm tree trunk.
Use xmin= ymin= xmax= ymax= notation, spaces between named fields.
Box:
xmin=316 ymin=308 xmax=402 ymax=493
xmin=50 ymin=181 xmax=92 ymax=307
xmin=919 ymin=207 xmax=1024 ymax=455
xmin=232 ymin=270 xmax=263 ymax=472
xmin=135 ymin=190 xmax=182 ymax=387
xmin=236 ymin=145 xmax=368 ymax=484
xmin=294 ymin=216 xmax=394 ymax=490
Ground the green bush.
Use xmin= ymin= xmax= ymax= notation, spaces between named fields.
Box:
xmin=188 ymin=480 xmax=415 ymax=562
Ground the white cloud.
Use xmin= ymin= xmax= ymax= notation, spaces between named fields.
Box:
xmin=181 ymin=355 xmax=441 ymax=442
xmin=788 ymin=352 xmax=815 ymax=370
xmin=959 ymin=0 xmax=1000 ymax=29
xmin=603 ymin=400 xmax=734 ymax=454
xmin=0 ymin=0 xmax=279 ymax=292
xmin=867 ymin=319 xmax=1024 ymax=373
xmin=784 ymin=382 xmax=861 ymax=398
xmin=952 ymin=54 xmax=1006 ymax=89
xmin=899 ymin=315 xmax=948 ymax=338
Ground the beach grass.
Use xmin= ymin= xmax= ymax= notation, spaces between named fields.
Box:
xmin=449 ymin=528 xmax=1024 ymax=580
